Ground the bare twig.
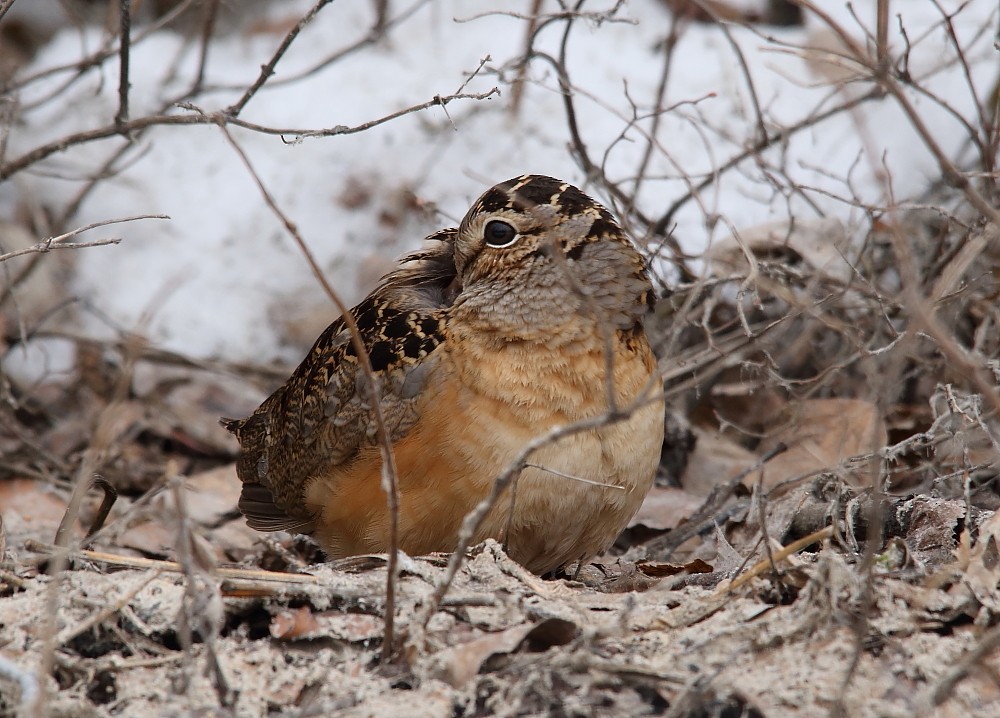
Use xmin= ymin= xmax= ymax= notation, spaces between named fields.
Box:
xmin=7 ymin=0 xmax=199 ymax=97
xmin=632 ymin=13 xmax=682 ymax=200
xmin=509 ymin=0 xmax=544 ymax=117
xmin=170 ymin=475 xmax=232 ymax=706
xmin=225 ymin=0 xmax=335 ymax=117
xmin=53 ymin=141 xmax=154 ymax=231
xmin=0 ymin=237 xmax=121 ymax=262
xmin=456 ymin=1 xmax=630 ymax=25
xmin=372 ymin=0 xmax=390 ymax=36
xmin=0 ymin=214 xmax=168 ymax=263
xmin=207 ymin=0 xmax=430 ymax=93
xmin=416 ymin=389 xmax=662 ymax=635
xmin=651 ymin=85 xmax=884 ymax=237
xmin=721 ymin=526 xmax=834 ymax=593
xmin=250 ymin=87 xmax=501 ymax=140
xmin=0 ymin=0 xmax=17 ymax=24
xmin=115 ymin=0 xmax=131 ymax=129
xmin=798 ymin=1 xmax=1000 ymax=227
xmin=191 ymin=0 xmax=222 ymax=96
xmin=928 ymin=0 xmax=995 ymax=180
xmin=52 ymin=475 xmax=117 ymax=547
xmin=25 ymin=541 xmax=320 ymax=585
xmin=692 ymin=0 xmax=768 ymax=145
xmin=876 ymin=0 xmax=890 ymax=70
xmin=0 ymin=89 xmax=498 ymax=181
xmin=930 ymin=623 xmax=1000 ymax=708
xmin=643 ymin=442 xmax=789 ymax=560
xmin=54 ymin=570 xmax=162 ymax=646
xmin=216 ymin=125 xmax=403 ymax=662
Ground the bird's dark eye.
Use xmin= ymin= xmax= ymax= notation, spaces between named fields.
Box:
xmin=484 ymin=220 xmax=518 ymax=248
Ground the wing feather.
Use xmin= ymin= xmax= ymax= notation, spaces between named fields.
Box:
xmin=222 ymin=230 xmax=457 ymax=533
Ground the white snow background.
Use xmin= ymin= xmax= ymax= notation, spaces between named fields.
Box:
xmin=2 ymin=0 xmax=997 ymax=376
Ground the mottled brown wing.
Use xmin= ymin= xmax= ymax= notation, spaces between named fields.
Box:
xmin=222 ymin=230 xmax=458 ymax=533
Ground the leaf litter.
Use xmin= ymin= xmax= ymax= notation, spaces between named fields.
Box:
xmin=2 ymin=2 xmax=1000 ymax=714
xmin=3 ymin=191 xmax=1000 ymax=717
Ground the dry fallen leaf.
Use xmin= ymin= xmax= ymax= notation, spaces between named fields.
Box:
xmin=117 ymin=520 xmax=176 ymax=558
xmin=271 ymin=605 xmax=384 ymax=643
xmin=170 ymin=464 xmax=242 ymax=526
xmin=429 ymin=618 xmax=579 ymax=688
xmin=962 ymin=508 xmax=1000 ymax=613
xmin=115 ymin=464 xmax=254 ymax=560
xmin=636 ymin=558 xmax=713 ymax=578
xmin=679 ymin=428 xmax=759 ymax=497
xmin=630 ymin=487 xmax=706 ymax=531
xmin=753 ymin=398 xmax=887 ymax=489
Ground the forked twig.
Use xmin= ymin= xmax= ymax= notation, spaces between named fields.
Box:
xmin=224 ymin=0 xmax=334 ymax=117
xmin=0 ymin=214 xmax=168 ymax=263
xmin=0 ymin=89 xmax=499 ymax=181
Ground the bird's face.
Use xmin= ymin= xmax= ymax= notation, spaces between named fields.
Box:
xmin=450 ymin=175 xmax=653 ymax=335
xmin=454 ymin=175 xmax=619 ymax=285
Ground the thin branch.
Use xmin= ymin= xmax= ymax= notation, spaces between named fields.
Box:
xmin=0 ymin=89 xmax=498 ymax=181
xmin=509 ymin=0 xmax=544 ymax=117
xmin=876 ymin=0 xmax=890 ymax=70
xmin=456 ymin=1 xmax=630 ymax=25
xmin=0 ymin=0 xmax=17 ymax=24
xmin=205 ymin=0 xmax=431 ymax=94
xmin=53 ymin=570 xmax=162 ymax=646
xmin=225 ymin=0 xmax=335 ymax=117
xmin=25 ymin=541 xmax=320 ymax=584
xmin=651 ymin=85 xmax=885 ymax=236
xmin=115 ymin=0 xmax=131 ymax=129
xmin=216 ymin=125 xmax=402 ymax=663
xmin=693 ymin=0 xmax=768 ymax=145
xmin=0 ymin=214 xmax=167 ymax=263
xmin=416 ymin=389 xmax=662 ymax=635
xmin=53 ymin=138 xmax=153 ymax=231
xmin=523 ymin=462 xmax=626 ymax=489
xmin=243 ymin=87 xmax=501 ymax=139
xmin=721 ymin=526 xmax=834 ymax=593
xmin=797 ymin=1 xmax=1000 ymax=226
xmin=931 ymin=623 xmax=1000 ymax=707
xmin=929 ymin=0 xmax=994 ymax=178
xmin=190 ymin=0 xmax=222 ymax=97
xmin=632 ymin=14 xmax=682 ymax=200
xmin=0 ymin=238 xmax=121 ymax=262
xmin=6 ymin=0 xmax=199 ymax=95
xmin=170 ymin=476 xmax=232 ymax=706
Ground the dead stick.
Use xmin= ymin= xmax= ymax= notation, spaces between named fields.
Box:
xmin=115 ymin=0 xmax=131 ymax=129
xmin=721 ymin=526 xmax=834 ymax=594
xmin=54 ymin=570 xmax=163 ymax=646
xmin=215 ymin=124 xmax=402 ymax=662
xmin=25 ymin=541 xmax=319 ymax=584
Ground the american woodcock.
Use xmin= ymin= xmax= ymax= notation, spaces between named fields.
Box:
xmin=223 ymin=175 xmax=664 ymax=574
